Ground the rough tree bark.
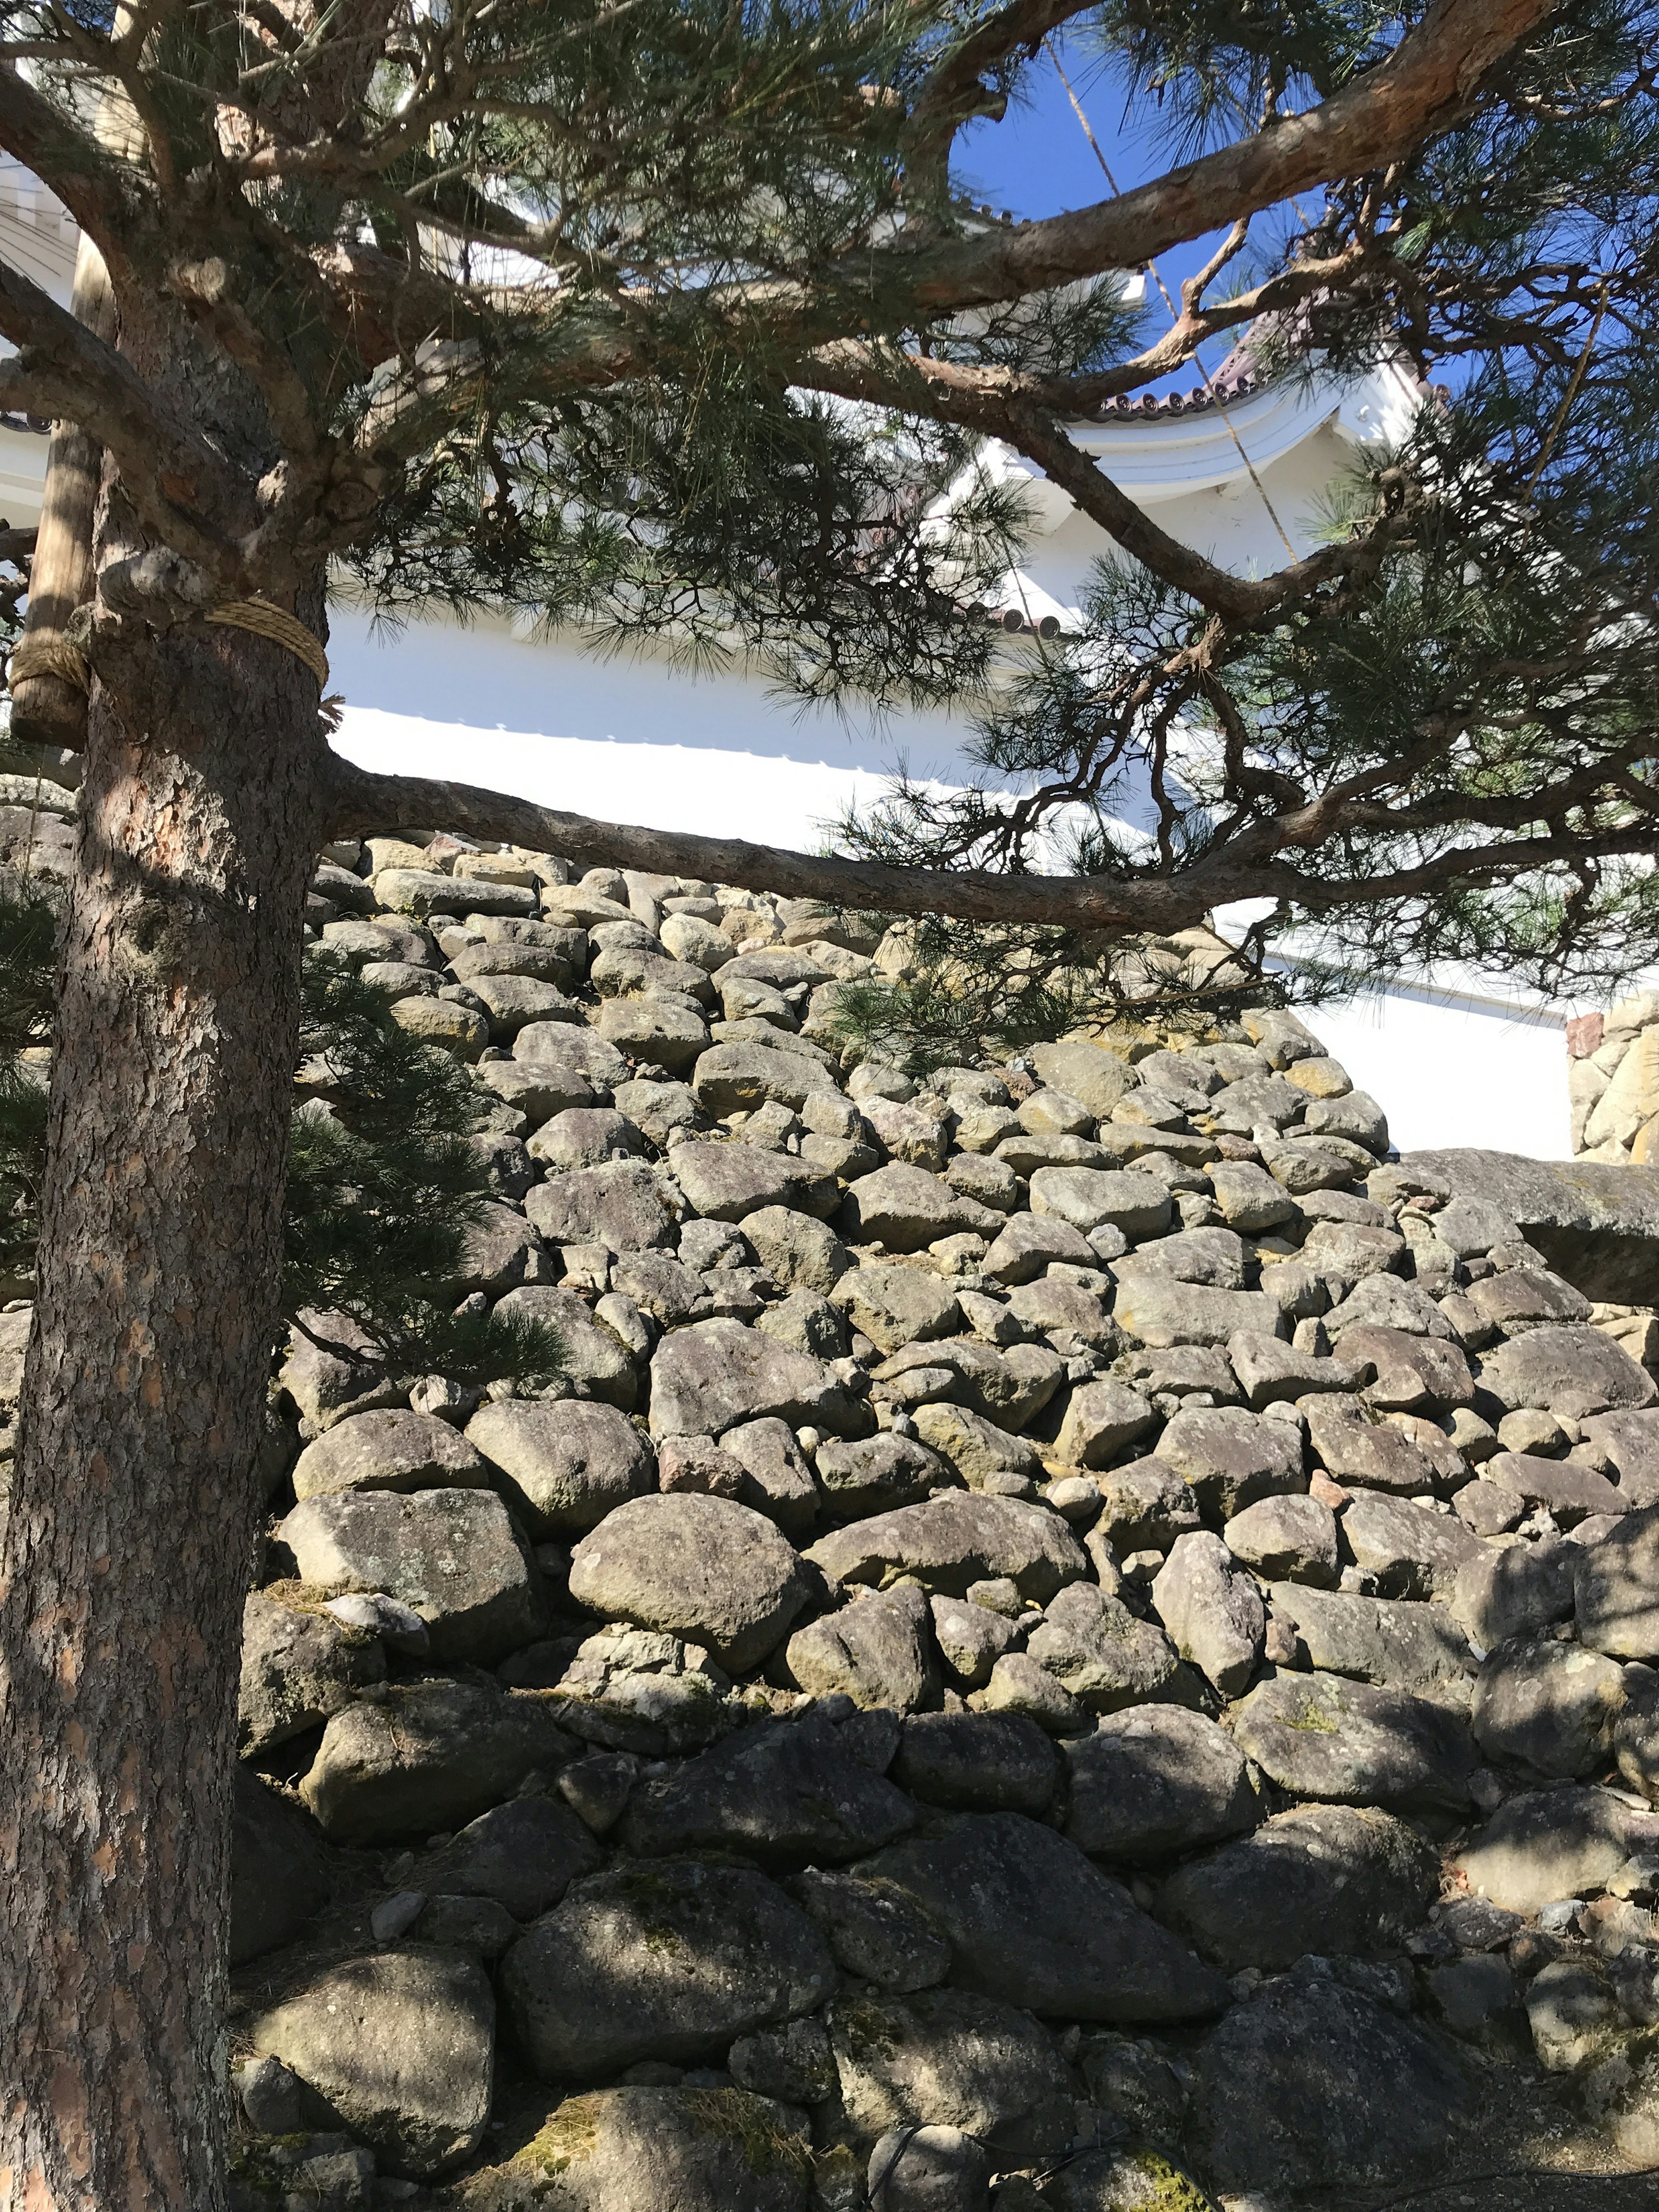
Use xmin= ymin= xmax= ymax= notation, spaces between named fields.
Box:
xmin=0 ymin=315 xmax=328 ymax=2203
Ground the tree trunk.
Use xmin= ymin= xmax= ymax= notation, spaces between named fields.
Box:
xmin=0 ymin=591 xmax=326 ymax=2206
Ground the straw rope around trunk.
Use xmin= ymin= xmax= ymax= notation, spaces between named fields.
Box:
xmin=6 ymin=600 xmax=341 ymax=725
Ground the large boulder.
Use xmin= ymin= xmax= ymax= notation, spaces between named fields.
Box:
xmin=493 ymin=1287 xmax=640 ymax=1410
xmin=1186 ymin=1972 xmax=1468 ymax=2197
xmin=1024 ymin=1583 xmax=1189 ymax=1714
xmin=291 ymin=1410 xmax=492 ymax=1500
xmin=1150 ymin=1534 xmax=1264 ymax=1698
xmin=1477 ymin=1323 xmax=1657 ymax=1420
xmin=893 ymin=1711 xmax=1060 ymax=1816
xmin=465 ymin=2087 xmax=814 ymax=2212
xmin=1028 ymin=1167 xmax=1171 ymax=1239
xmin=671 ymin=1140 xmax=836 ymax=1224
xmin=499 ymin=1859 xmax=835 ymax=2079
xmin=830 ymin=1264 xmax=961 ymax=1356
xmin=786 ymin=1585 xmax=941 ymax=1713
xmin=1470 ymin=1634 xmax=1627 ymax=1776
xmin=246 ymin=1948 xmax=495 ymax=2178
xmin=301 ymin=1678 xmax=577 ymax=1842
xmin=1230 ymin=1672 xmax=1473 ymax=1812
xmin=806 ymin=1494 xmax=1087 ymax=1602
xmin=1159 ymin=1804 xmax=1438 ymax=1972
xmin=1062 ymin=1709 xmax=1257 ymax=1865
xmin=524 ymin=1160 xmax=680 ymax=1251
xmin=238 ymin=1589 xmax=386 ymax=1754
xmin=647 ymin=1318 xmax=865 ymax=1440
xmin=838 ymin=1165 xmax=1002 ymax=1251
xmin=825 ymin=1988 xmax=1078 ymax=2162
xmin=421 ymin=1796 xmax=603 ymax=1921
xmin=277 ymin=1488 xmax=544 ymax=1665
xmin=1154 ymin=1407 xmax=1303 ymax=1520
xmin=1452 ymin=1784 xmax=1635 ymax=1913
xmin=464 ymin=1400 xmax=656 ymax=1535
xmin=1338 ymin=1490 xmax=1481 ymax=1600
xmin=622 ymin=1713 xmax=915 ymax=1866
xmin=566 ymin=1493 xmax=810 ymax=1669
xmin=858 ymin=1812 xmax=1228 ymax=2024
xmin=1400 ymin=1147 xmax=1659 ymax=1303
xmin=1109 ymin=1281 xmax=1285 ymax=1350
xmin=1267 ymin=1583 xmax=1477 ymax=1702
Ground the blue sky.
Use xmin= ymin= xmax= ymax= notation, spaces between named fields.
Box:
xmin=955 ymin=41 xmax=1268 ymax=386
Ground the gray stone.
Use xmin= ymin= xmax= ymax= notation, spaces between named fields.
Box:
xmin=1425 ymin=1953 xmax=1519 ymax=2044
xmin=1325 ymin=1274 xmax=1453 ymax=1340
xmin=793 ymin=1865 xmax=951 ymax=1990
xmin=1486 ymin=1449 xmax=1626 ymax=1523
xmin=525 ymin=1160 xmax=680 ymax=1251
xmin=1339 ymin=1490 xmax=1481 ymax=1600
xmin=1267 ymin=1584 xmax=1476 ymax=1700
xmin=1580 ymin=1409 xmax=1659 ymax=1508
xmin=234 ymin=2053 xmax=310 ymax=2135
xmin=547 ymin=1625 xmax=737 ymax=1756
xmin=422 ymin=1796 xmax=602 ymax=1921
xmin=892 ymin=1710 xmax=1058 ymax=1815
xmin=1337 ymin=1325 xmax=1475 ymax=1411
xmin=1224 ymin=1494 xmax=1339 ymax=1586
xmin=728 ymin=2018 xmax=837 ymax=2105
xmin=1478 ymin=1323 xmax=1657 ymax=1420
xmin=840 ymin=1165 xmax=1002 ymax=1252
xmin=1055 ymin=1380 xmax=1158 ymax=1469
xmin=527 ymin=1106 xmax=645 ymax=1172
xmin=449 ymin=1200 xmax=553 ymax=1297
xmin=1041 ymin=2148 xmax=1205 ymax=2212
xmin=830 ymin=1990 xmax=1075 ymax=2164
xmin=881 ymin=1337 xmax=1064 ymax=1432
xmin=1113 ymin=1226 xmax=1249 ymax=1290
xmin=970 ymin=1652 xmax=1092 ymax=1735
xmin=671 ymin=1140 xmax=836 ymax=1224
xmin=1453 ymin=1785 xmax=1635 ymax=1913
xmin=1576 ymin=1506 xmax=1659 ymax=1658
xmin=415 ymin=1894 xmax=521 ymax=1963
xmin=1231 ymin=1672 xmax=1473 ymax=1812
xmin=1399 ymin=1147 xmax=1659 ymax=1304
xmin=499 ymin=1859 xmax=835 ymax=2079
xmin=982 ymin=1212 xmax=1096 ymax=1285
xmin=380 ymin=865 xmax=537 ymax=918
xmin=621 ymin=1713 xmax=916 ymax=1864
xmin=861 ymin=1812 xmax=1227 ymax=2022
xmin=928 ymin=1596 xmax=1020 ymax=1692
xmin=1304 ymin=1405 xmax=1463 ymax=1494
xmin=1030 ymin=1041 xmax=1137 ymax=1119
xmin=1468 ymin=1265 xmax=1593 ymax=1335
xmin=1471 ymin=1636 xmax=1627 ymax=1777
xmin=468 ymin=2085 xmax=813 ymax=2212
xmin=238 ymin=1589 xmax=386 ymax=1754
xmin=1112 ymin=1279 xmax=1286 ymax=1351
xmin=604 ymin=1253 xmax=710 ymax=1331
xmin=831 ymin=1265 xmax=961 ymax=1356
xmin=1209 ymin=1159 xmax=1299 ymax=1233
xmin=1525 ymin=1955 xmax=1628 ymax=2075
xmin=806 ymin=1493 xmax=1086 ymax=1602
xmin=945 ymin=1152 xmax=1022 ymax=1214
xmin=909 ymin=1403 xmax=1042 ymax=1491
xmin=1450 ymin=1537 xmax=1577 ymax=1649
xmin=464 ymin=1399 xmax=655 ymax=1535
xmin=788 ymin=1585 xmax=940 ymax=1713
xmin=1225 ymin=1330 xmax=1354 ymax=1409
xmin=470 ymin=972 xmax=583 ymax=1038
xmin=692 ymin=1040 xmax=835 ymax=1115
xmin=1029 ymin=1166 xmax=1171 ymax=1239
xmin=290 ymin=1410 xmax=491 ymax=1501
xmin=300 ymin=1678 xmax=577 ymax=1843
xmin=1154 ymin=1406 xmax=1303 ymax=1521
xmin=754 ymin=1288 xmax=849 ymax=1361
xmin=814 ymin=1432 xmax=947 ymax=1520
xmin=741 ymin=1205 xmax=852 ymax=1294
xmin=567 ymin=1493 xmax=809 ymax=1668
xmin=278 ymin=1488 xmax=543 ymax=1665
xmin=865 ymin=2127 xmax=991 ymax=2212
xmin=1025 ymin=1582 xmax=1190 ymax=1715
xmin=648 ymin=1317 xmax=864 ymax=1440
xmin=1062 ymin=1707 xmax=1256 ymax=1864
xmin=591 ymin=996 xmax=710 ymax=1072
xmin=1006 ymin=1276 xmax=1117 ymax=1349
xmin=247 ymin=1948 xmax=495 ymax=2177
xmin=1150 ymin=1534 xmax=1264 ymax=1698
xmin=1093 ymin=1457 xmax=1202 ymax=1551
xmin=714 ymin=1417 xmax=818 ymax=1538
xmin=1160 ymin=1804 xmax=1438 ymax=1973
xmin=1186 ymin=1972 xmax=1468 ymax=2197
xmin=230 ymin=1767 xmax=331 ymax=1965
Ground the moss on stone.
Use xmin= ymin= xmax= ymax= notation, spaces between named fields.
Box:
xmin=512 ymin=2094 xmax=601 ymax=2178
xmin=682 ymin=2087 xmax=814 ymax=2180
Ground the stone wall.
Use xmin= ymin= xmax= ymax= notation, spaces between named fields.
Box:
xmin=1570 ymin=996 xmax=1659 ymax=1163
xmin=19 ymin=812 xmax=1659 ymax=2212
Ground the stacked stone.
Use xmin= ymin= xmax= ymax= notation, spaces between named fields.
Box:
xmin=1571 ymin=995 xmax=1659 ymax=1166
xmin=155 ymin=835 xmax=1659 ymax=2209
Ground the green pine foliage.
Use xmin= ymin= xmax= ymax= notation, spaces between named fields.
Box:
xmin=0 ymin=924 xmax=562 ymax=1387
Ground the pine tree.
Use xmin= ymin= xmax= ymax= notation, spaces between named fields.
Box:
xmin=0 ymin=0 xmax=1652 ymax=2197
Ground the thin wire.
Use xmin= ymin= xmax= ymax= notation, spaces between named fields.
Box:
xmin=1362 ymin=2162 xmax=1659 ymax=2210
xmin=1046 ymin=42 xmax=1301 ymax=564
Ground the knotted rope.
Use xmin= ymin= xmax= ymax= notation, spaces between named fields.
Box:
xmin=6 ymin=599 xmax=343 ymax=729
